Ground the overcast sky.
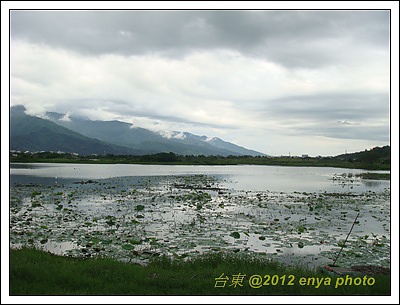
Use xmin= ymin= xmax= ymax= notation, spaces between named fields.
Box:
xmin=9 ymin=8 xmax=393 ymax=156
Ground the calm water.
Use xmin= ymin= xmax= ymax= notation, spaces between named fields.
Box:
xmin=10 ymin=163 xmax=389 ymax=193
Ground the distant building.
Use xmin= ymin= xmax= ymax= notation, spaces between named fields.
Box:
xmin=301 ymin=154 xmax=309 ymax=158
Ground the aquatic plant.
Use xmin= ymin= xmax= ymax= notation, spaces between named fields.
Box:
xmin=9 ymin=174 xmax=390 ymax=268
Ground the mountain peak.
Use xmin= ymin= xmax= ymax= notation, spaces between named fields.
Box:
xmin=157 ymin=130 xmax=187 ymax=140
xmin=10 ymin=105 xmax=27 ymax=116
xmin=200 ymin=135 xmax=217 ymax=142
xmin=10 ymin=105 xmax=266 ymax=156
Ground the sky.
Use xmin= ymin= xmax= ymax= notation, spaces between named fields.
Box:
xmin=6 ymin=4 xmax=397 ymax=156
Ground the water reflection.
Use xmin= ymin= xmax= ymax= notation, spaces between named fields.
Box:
xmin=10 ymin=163 xmax=389 ymax=193
xmin=361 ymin=180 xmax=381 ymax=187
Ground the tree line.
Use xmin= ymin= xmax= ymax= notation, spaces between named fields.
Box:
xmin=10 ymin=147 xmax=390 ymax=170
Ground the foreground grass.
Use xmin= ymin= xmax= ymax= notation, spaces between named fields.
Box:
xmin=10 ymin=248 xmax=390 ymax=296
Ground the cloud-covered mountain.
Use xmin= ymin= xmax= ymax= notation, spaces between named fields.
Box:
xmin=10 ymin=106 xmax=265 ymax=156
xmin=10 ymin=106 xmax=141 ymax=155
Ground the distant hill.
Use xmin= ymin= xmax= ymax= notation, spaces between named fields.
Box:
xmin=201 ymin=135 xmax=263 ymax=156
xmin=333 ymin=145 xmax=390 ymax=165
xmin=44 ymin=110 xmax=266 ymax=156
xmin=10 ymin=106 xmax=140 ymax=155
xmin=10 ymin=106 xmax=266 ymax=156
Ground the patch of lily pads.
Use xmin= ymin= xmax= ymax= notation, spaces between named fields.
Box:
xmin=10 ymin=173 xmax=390 ymax=268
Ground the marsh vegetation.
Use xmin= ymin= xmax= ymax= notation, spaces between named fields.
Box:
xmin=10 ymin=164 xmax=390 ymax=271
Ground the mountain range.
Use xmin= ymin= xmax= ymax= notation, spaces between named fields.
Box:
xmin=10 ymin=105 xmax=265 ymax=157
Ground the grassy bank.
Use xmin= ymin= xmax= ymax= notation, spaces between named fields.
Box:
xmin=9 ymin=248 xmax=390 ymax=296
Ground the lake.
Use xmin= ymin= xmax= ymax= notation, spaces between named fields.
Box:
xmin=10 ymin=163 xmax=390 ymax=269
xmin=10 ymin=163 xmax=389 ymax=193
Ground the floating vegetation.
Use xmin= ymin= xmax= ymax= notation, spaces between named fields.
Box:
xmin=355 ymin=172 xmax=390 ymax=180
xmin=135 ymin=204 xmax=145 ymax=211
xmin=10 ymin=173 xmax=390 ymax=268
xmin=297 ymin=225 xmax=306 ymax=233
xmin=230 ymin=232 xmax=241 ymax=239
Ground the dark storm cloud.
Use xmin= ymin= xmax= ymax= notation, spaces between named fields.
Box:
xmin=11 ymin=10 xmax=389 ymax=68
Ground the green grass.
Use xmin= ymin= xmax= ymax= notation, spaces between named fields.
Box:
xmin=9 ymin=248 xmax=390 ymax=295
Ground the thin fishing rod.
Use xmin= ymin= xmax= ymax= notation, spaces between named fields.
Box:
xmin=332 ymin=212 xmax=360 ymax=267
